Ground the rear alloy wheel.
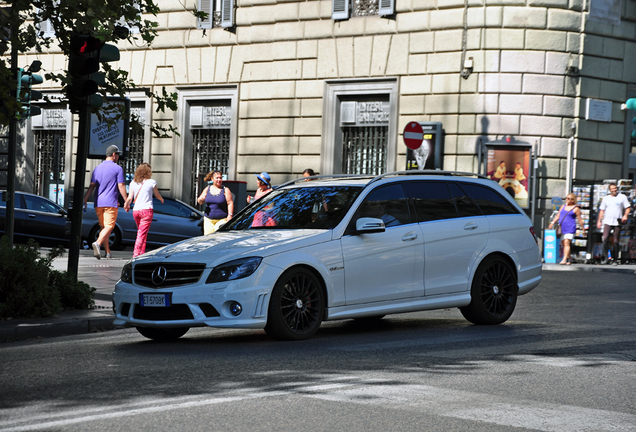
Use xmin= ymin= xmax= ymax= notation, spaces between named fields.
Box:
xmin=460 ymin=256 xmax=518 ymax=325
xmin=265 ymin=268 xmax=324 ymax=341
xmin=136 ymin=327 xmax=189 ymax=341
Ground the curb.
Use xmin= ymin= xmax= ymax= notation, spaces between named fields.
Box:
xmin=542 ymin=264 xmax=636 ymax=275
xmin=0 ymin=314 xmax=115 ymax=343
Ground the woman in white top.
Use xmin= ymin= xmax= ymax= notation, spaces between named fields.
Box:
xmin=124 ymin=163 xmax=164 ymax=257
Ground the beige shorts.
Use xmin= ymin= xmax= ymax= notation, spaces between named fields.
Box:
xmin=204 ymin=217 xmax=227 ymax=235
xmin=96 ymin=207 xmax=118 ymax=229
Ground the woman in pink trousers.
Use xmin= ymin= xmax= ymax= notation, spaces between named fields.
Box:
xmin=124 ymin=163 xmax=164 ymax=257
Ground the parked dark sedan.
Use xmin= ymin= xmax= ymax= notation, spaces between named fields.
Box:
xmin=82 ymin=197 xmax=204 ymax=250
xmin=1 ymin=190 xmax=71 ymax=247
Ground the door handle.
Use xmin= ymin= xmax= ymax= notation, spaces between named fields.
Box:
xmin=402 ymin=233 xmax=418 ymax=241
xmin=27 ymin=214 xmax=36 ymax=218
xmin=464 ymin=223 xmax=478 ymax=230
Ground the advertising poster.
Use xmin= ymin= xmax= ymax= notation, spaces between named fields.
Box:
xmin=405 ymin=122 xmax=443 ymax=170
xmin=88 ymin=99 xmax=130 ymax=159
xmin=486 ymin=146 xmax=531 ymax=209
xmin=406 ymin=138 xmax=435 ymax=170
xmin=544 ymin=229 xmax=559 ymax=263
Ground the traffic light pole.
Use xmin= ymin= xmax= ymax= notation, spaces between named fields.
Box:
xmin=6 ymin=113 xmax=17 ymax=248
xmin=67 ymin=104 xmax=91 ymax=279
xmin=5 ymin=2 xmax=19 ymax=247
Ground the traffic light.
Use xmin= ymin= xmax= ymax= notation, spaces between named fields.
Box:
xmin=16 ymin=61 xmax=44 ymax=119
xmin=67 ymin=34 xmax=120 ymax=113
xmin=621 ymin=98 xmax=636 ymax=139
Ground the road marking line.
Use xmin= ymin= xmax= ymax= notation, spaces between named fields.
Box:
xmin=307 ymin=384 xmax=636 ymax=432
xmin=1 ymin=374 xmax=634 ymax=432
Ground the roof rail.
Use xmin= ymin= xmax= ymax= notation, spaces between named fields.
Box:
xmin=274 ymin=170 xmax=488 ymax=190
xmin=367 ymin=170 xmax=488 ymax=186
xmin=274 ymin=174 xmax=375 ymax=190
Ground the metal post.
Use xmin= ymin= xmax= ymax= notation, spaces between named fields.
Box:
xmin=5 ymin=2 xmax=19 ymax=247
xmin=531 ymin=143 xmax=537 ymax=231
xmin=566 ymin=136 xmax=573 ymax=194
xmin=476 ymin=138 xmax=483 ymax=175
xmin=67 ymin=104 xmax=91 ymax=279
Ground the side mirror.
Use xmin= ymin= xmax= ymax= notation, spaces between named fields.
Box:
xmin=355 ymin=217 xmax=385 ymax=234
xmin=191 ymin=211 xmax=201 ymax=219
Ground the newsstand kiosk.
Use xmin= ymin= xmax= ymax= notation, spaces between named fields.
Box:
xmin=568 ymin=180 xmax=635 ymax=264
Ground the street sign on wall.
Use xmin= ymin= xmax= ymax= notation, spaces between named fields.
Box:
xmin=403 ymin=121 xmax=423 ymax=149
xmin=405 ymin=121 xmax=444 ymax=170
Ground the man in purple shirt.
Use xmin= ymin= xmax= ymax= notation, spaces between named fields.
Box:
xmin=83 ymin=145 xmax=128 ymax=259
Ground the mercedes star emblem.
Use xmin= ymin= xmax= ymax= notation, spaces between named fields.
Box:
xmin=151 ymin=266 xmax=168 ymax=286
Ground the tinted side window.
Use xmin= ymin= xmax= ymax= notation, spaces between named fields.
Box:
xmin=356 ymin=184 xmax=411 ymax=227
xmin=459 ymin=183 xmax=520 ymax=215
xmin=1 ymin=193 xmax=24 ymax=209
xmin=407 ymin=181 xmax=458 ymax=222
xmin=448 ymin=183 xmax=482 ymax=217
xmin=153 ymin=200 xmax=190 ymax=217
xmin=23 ymin=195 xmax=60 ymax=214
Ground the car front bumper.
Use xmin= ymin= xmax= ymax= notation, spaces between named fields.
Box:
xmin=112 ymin=263 xmax=281 ymax=330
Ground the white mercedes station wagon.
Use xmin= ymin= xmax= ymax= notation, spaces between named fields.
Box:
xmin=113 ymin=171 xmax=542 ymax=341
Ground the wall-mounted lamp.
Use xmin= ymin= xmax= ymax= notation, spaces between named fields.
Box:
xmin=461 ymin=57 xmax=473 ymax=79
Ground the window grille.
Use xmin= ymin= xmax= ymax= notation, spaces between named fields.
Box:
xmin=124 ymin=129 xmax=145 ymax=182
xmin=342 ymin=126 xmax=387 ymax=175
xmin=352 ymin=0 xmax=378 ymax=17
xmin=33 ymin=130 xmax=65 ymax=197
xmin=191 ymin=129 xmax=230 ymax=205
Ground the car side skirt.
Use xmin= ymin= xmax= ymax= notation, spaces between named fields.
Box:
xmin=325 ymin=292 xmax=472 ymax=321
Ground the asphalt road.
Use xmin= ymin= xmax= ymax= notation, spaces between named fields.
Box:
xmin=1 ymin=270 xmax=635 ymax=432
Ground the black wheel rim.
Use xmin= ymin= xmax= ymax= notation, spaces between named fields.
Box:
xmin=280 ymin=273 xmax=321 ymax=334
xmin=479 ymin=262 xmax=515 ymax=317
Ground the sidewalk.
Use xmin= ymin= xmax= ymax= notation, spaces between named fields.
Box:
xmin=1 ymin=252 xmax=635 ymax=343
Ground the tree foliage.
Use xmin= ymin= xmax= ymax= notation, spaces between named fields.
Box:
xmin=0 ymin=0 xmax=180 ymax=137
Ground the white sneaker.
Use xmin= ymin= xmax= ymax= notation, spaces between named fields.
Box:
xmin=92 ymin=242 xmax=101 ymax=260
xmin=105 ymin=253 xmax=112 ymax=259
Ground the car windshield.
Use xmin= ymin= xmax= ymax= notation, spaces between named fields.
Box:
xmin=221 ymin=185 xmax=362 ymax=230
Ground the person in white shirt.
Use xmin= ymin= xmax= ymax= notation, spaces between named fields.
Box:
xmin=596 ymin=184 xmax=631 ymax=265
xmin=124 ymin=163 xmax=164 ymax=257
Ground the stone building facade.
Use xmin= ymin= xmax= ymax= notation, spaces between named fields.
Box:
xmin=7 ymin=0 xmax=636 ymax=225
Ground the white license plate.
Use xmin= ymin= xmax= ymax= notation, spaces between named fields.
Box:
xmin=140 ymin=293 xmax=171 ymax=307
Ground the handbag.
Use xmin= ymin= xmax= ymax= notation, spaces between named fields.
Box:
xmin=556 ymin=207 xmax=573 ymax=237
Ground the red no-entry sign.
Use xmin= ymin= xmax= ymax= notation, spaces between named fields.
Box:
xmin=403 ymin=121 xmax=423 ymax=150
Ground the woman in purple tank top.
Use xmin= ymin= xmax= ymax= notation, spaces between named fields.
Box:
xmin=549 ymin=193 xmax=586 ymax=265
xmin=197 ymin=170 xmax=235 ymax=235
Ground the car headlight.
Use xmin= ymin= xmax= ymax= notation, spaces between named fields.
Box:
xmin=206 ymin=257 xmax=262 ymax=283
xmin=121 ymin=262 xmax=133 ymax=283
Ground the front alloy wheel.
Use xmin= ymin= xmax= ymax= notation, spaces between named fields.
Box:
xmin=460 ymin=256 xmax=518 ymax=325
xmin=265 ymin=268 xmax=324 ymax=341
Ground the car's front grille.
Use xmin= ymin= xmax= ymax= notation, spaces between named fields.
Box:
xmin=133 ymin=304 xmax=194 ymax=321
xmin=134 ymin=263 xmax=206 ymax=288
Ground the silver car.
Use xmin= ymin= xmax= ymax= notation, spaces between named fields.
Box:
xmin=82 ymin=197 xmax=204 ymax=250
xmin=114 ymin=171 xmax=542 ymax=341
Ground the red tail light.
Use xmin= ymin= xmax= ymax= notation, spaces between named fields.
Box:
xmin=529 ymin=226 xmax=538 ymax=245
